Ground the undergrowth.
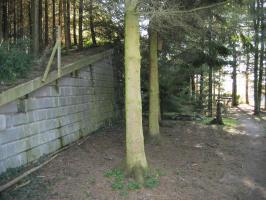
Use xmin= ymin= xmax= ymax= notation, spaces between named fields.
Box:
xmin=104 ymin=168 xmax=163 ymax=196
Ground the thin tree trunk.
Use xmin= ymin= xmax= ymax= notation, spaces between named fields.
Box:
xmin=258 ymin=0 xmax=264 ymax=112
xmin=208 ymin=65 xmax=213 ymax=117
xmin=13 ymin=0 xmax=17 ymax=41
xmin=19 ymin=0 xmax=23 ymax=38
xmin=66 ymin=0 xmax=71 ymax=46
xmin=59 ymin=0 xmax=62 ymax=26
xmin=125 ymin=0 xmax=148 ymax=183
xmin=245 ymin=53 xmax=250 ymax=104
xmin=63 ymin=0 xmax=70 ymax=49
xmin=148 ymin=30 xmax=160 ymax=139
xmin=3 ymin=0 xmax=8 ymax=40
xmin=78 ymin=0 xmax=83 ymax=49
xmin=29 ymin=0 xmax=32 ymax=40
xmin=253 ymin=2 xmax=260 ymax=115
xmin=73 ymin=0 xmax=77 ymax=45
xmin=199 ymin=69 xmax=204 ymax=109
xmin=191 ymin=74 xmax=196 ymax=101
xmin=89 ymin=0 xmax=97 ymax=46
xmin=52 ymin=0 xmax=56 ymax=43
xmin=33 ymin=0 xmax=40 ymax=57
xmin=44 ymin=0 xmax=49 ymax=46
xmin=232 ymin=43 xmax=238 ymax=107
xmin=39 ymin=0 xmax=43 ymax=50
xmin=0 ymin=0 xmax=3 ymax=41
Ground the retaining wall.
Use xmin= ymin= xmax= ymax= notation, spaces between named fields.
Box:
xmin=0 ymin=50 xmax=118 ymax=174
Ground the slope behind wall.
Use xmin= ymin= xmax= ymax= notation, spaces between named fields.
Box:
xmin=0 ymin=53 xmax=118 ymax=174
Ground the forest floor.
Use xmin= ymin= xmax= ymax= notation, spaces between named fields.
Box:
xmin=1 ymin=104 xmax=266 ymax=200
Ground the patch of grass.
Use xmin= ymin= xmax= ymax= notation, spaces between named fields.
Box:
xmin=223 ymin=118 xmax=239 ymax=127
xmin=104 ymin=168 xmax=162 ymax=194
xmin=198 ymin=117 xmax=238 ymax=127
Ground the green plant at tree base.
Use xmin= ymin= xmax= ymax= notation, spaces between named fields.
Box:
xmin=104 ymin=168 xmax=164 ymax=196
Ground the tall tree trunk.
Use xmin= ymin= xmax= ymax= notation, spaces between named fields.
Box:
xmin=0 ymin=0 xmax=3 ymax=41
xmin=66 ymin=0 xmax=71 ymax=46
xmin=19 ymin=0 xmax=23 ymax=38
xmin=253 ymin=2 xmax=260 ymax=115
xmin=3 ymin=0 xmax=8 ymax=40
xmin=13 ymin=0 xmax=17 ymax=41
xmin=245 ymin=53 xmax=250 ymax=104
xmin=148 ymin=30 xmax=160 ymax=139
xmin=52 ymin=0 xmax=56 ymax=43
xmin=63 ymin=0 xmax=70 ymax=49
xmin=59 ymin=0 xmax=62 ymax=26
xmin=232 ymin=43 xmax=238 ymax=107
xmin=29 ymin=0 xmax=32 ymax=40
xmin=125 ymin=0 xmax=148 ymax=183
xmin=44 ymin=0 xmax=49 ymax=46
xmin=208 ymin=65 xmax=213 ymax=117
xmin=191 ymin=74 xmax=196 ymax=101
xmin=33 ymin=0 xmax=40 ymax=57
xmin=39 ymin=0 xmax=43 ymax=50
xmin=73 ymin=0 xmax=77 ymax=45
xmin=258 ymin=0 xmax=264 ymax=112
xmin=199 ymin=69 xmax=204 ymax=109
xmin=78 ymin=0 xmax=83 ymax=49
xmin=89 ymin=0 xmax=97 ymax=46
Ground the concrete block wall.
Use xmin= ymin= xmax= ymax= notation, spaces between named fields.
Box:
xmin=0 ymin=55 xmax=117 ymax=174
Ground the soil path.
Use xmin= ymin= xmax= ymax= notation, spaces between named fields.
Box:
xmin=0 ymin=105 xmax=266 ymax=200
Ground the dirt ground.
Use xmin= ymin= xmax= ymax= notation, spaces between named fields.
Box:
xmin=1 ymin=105 xmax=266 ymax=200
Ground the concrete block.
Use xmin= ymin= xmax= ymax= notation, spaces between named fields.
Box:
xmin=0 ymin=102 xmax=18 ymax=114
xmin=0 ymin=115 xmax=6 ymax=130
xmin=0 ymin=126 xmax=26 ymax=145
xmin=3 ymin=152 xmax=27 ymax=169
xmin=29 ymin=86 xmax=58 ymax=97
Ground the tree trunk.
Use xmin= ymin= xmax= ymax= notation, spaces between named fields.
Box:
xmin=232 ymin=43 xmax=238 ymax=107
xmin=125 ymin=0 xmax=148 ymax=183
xmin=253 ymin=2 xmax=260 ymax=115
xmin=0 ymin=0 xmax=3 ymax=41
xmin=29 ymin=0 xmax=32 ymax=40
xmin=19 ymin=0 xmax=23 ymax=38
xmin=73 ymin=0 xmax=77 ymax=45
xmin=63 ymin=0 xmax=70 ymax=49
xmin=89 ymin=0 xmax=97 ymax=46
xmin=13 ymin=0 xmax=17 ymax=41
xmin=199 ymin=69 xmax=204 ymax=109
xmin=3 ymin=0 xmax=8 ymax=40
xmin=258 ymin=0 xmax=264 ymax=112
xmin=59 ymin=0 xmax=62 ymax=25
xmin=66 ymin=0 xmax=71 ymax=46
xmin=33 ymin=0 xmax=40 ymax=57
xmin=78 ymin=0 xmax=83 ymax=49
xmin=245 ymin=53 xmax=250 ymax=104
xmin=52 ymin=0 xmax=56 ymax=43
xmin=39 ymin=0 xmax=43 ymax=50
xmin=208 ymin=65 xmax=213 ymax=117
xmin=44 ymin=0 xmax=49 ymax=46
xmin=148 ymin=30 xmax=160 ymax=139
xmin=191 ymin=74 xmax=196 ymax=101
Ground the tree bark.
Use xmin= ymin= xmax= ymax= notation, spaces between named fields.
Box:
xmin=253 ymin=1 xmax=260 ymax=115
xmin=258 ymin=0 xmax=264 ymax=112
xmin=73 ymin=0 xmax=77 ymax=45
xmin=63 ymin=0 xmax=70 ymax=49
xmin=199 ymin=69 xmax=204 ymax=109
xmin=245 ymin=53 xmax=250 ymax=104
xmin=19 ymin=0 xmax=23 ymax=38
xmin=89 ymin=0 xmax=97 ymax=46
xmin=52 ymin=0 xmax=56 ymax=43
xmin=13 ymin=0 xmax=17 ymax=41
xmin=0 ymin=0 xmax=3 ymax=41
xmin=39 ymin=0 xmax=43 ymax=50
xmin=148 ymin=30 xmax=160 ymax=139
xmin=33 ymin=0 xmax=40 ymax=57
xmin=66 ymin=0 xmax=71 ymax=46
xmin=44 ymin=0 xmax=49 ymax=46
xmin=125 ymin=0 xmax=148 ymax=183
xmin=78 ymin=0 xmax=83 ymax=49
xmin=232 ymin=42 xmax=238 ymax=107
xmin=3 ymin=0 xmax=8 ymax=40
xmin=208 ymin=65 xmax=213 ymax=117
